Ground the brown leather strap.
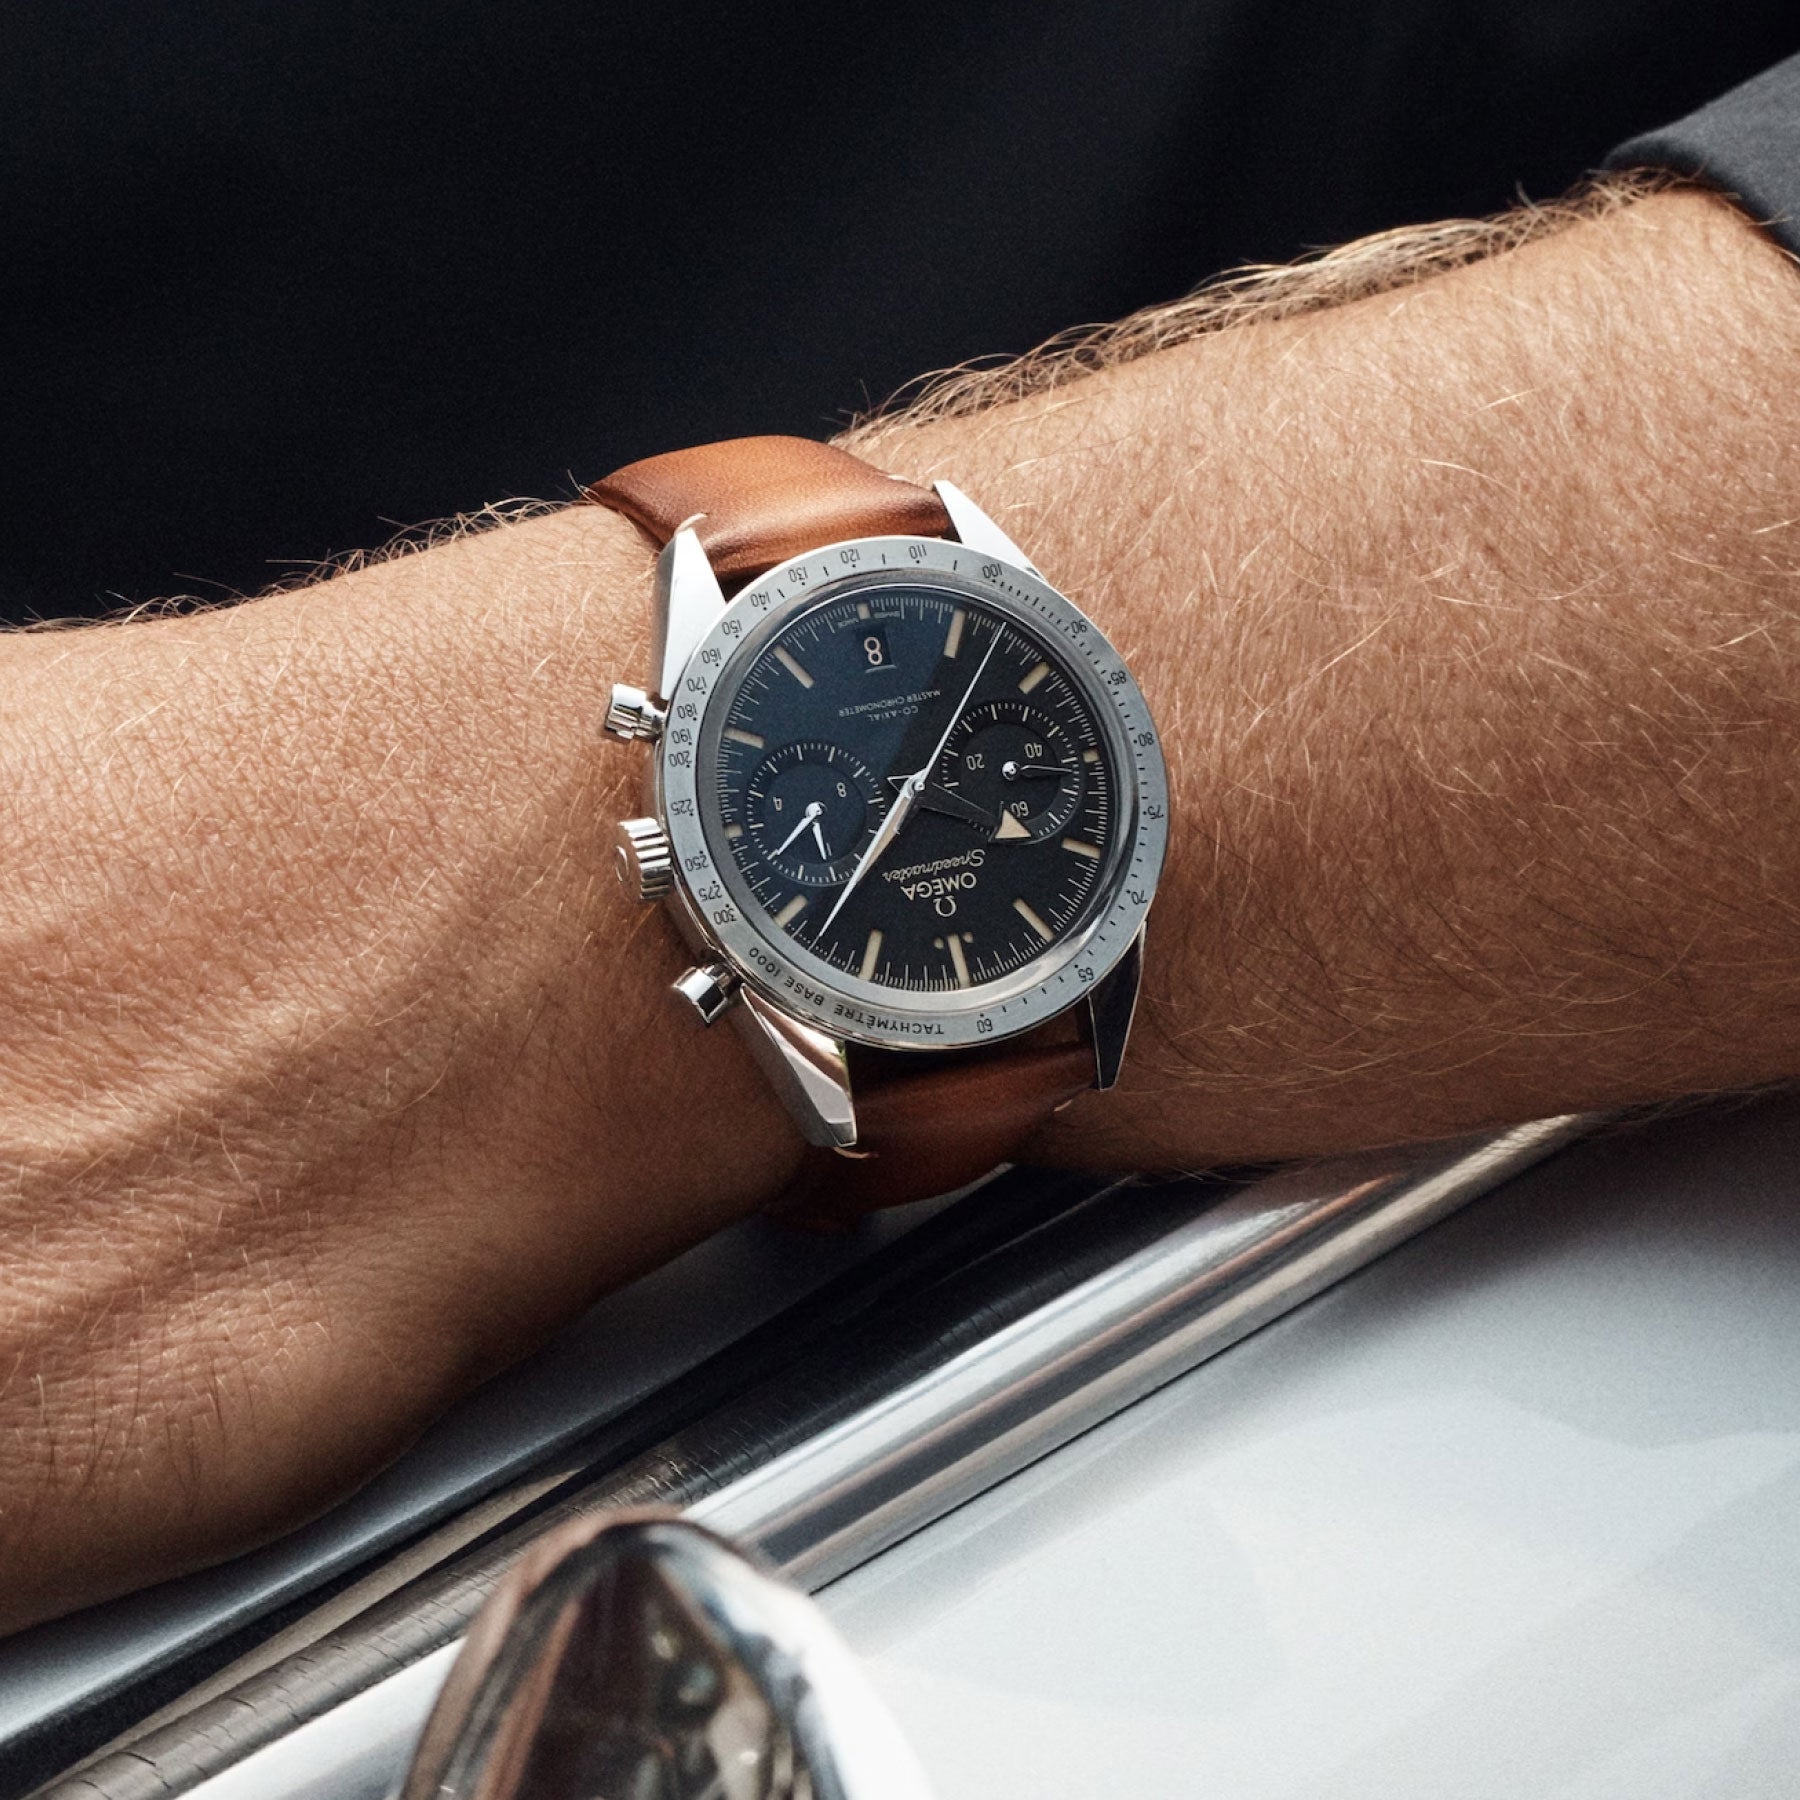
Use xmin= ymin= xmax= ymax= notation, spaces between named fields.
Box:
xmin=586 ymin=434 xmax=951 ymax=591
xmin=588 ymin=434 xmax=1093 ymax=1224
xmin=770 ymin=1034 xmax=1097 ymax=1231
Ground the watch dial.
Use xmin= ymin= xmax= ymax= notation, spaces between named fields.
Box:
xmin=705 ymin=585 xmax=1120 ymax=992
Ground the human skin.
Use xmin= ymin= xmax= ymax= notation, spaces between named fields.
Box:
xmin=2 ymin=184 xmax=1798 ymax=1630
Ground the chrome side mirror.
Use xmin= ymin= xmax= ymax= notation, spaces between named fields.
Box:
xmin=398 ymin=1510 xmax=933 ymax=1800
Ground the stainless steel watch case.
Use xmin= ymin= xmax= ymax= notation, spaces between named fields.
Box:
xmin=644 ymin=489 xmax=1169 ymax=1076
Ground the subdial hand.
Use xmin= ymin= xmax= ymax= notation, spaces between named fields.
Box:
xmin=771 ymin=800 xmax=825 ymax=857
xmin=1001 ymin=760 xmax=1073 ymax=780
xmin=810 ymin=817 xmax=831 ymax=861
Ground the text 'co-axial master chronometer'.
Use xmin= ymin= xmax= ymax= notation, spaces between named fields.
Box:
xmin=589 ymin=437 xmax=1167 ymax=1223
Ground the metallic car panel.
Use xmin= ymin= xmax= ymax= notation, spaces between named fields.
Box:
xmin=825 ymin=1097 xmax=1800 ymax=1798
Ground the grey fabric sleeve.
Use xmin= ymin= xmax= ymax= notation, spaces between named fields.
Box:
xmin=1606 ymin=50 xmax=1800 ymax=254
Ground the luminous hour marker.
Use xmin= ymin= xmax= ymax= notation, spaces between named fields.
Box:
xmin=1082 ymin=747 xmax=1100 ymax=763
xmin=773 ymin=894 xmax=807 ymax=928
xmin=858 ymin=929 xmax=884 ymax=981
xmin=944 ymin=607 xmax=967 ymax=658
xmin=1013 ymin=898 xmax=1054 ymax=941
xmin=946 ymin=934 xmax=971 ymax=988
xmin=1061 ymin=837 xmax=1102 ymax=860
xmin=775 ymin=647 xmax=815 ymax=688
xmin=724 ymin=727 xmax=765 ymax=749
xmin=725 ymin=824 xmax=745 ymax=840
xmin=856 ymin=601 xmax=871 ymax=620
xmin=1019 ymin=661 xmax=1050 ymax=694
xmin=994 ymin=812 xmax=1031 ymax=841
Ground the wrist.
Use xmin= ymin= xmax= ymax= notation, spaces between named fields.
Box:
xmin=0 ymin=502 xmax=803 ymax=1628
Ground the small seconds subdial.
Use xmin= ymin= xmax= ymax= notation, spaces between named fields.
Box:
xmin=745 ymin=741 xmax=878 ymax=886
xmin=940 ymin=700 xmax=1084 ymax=843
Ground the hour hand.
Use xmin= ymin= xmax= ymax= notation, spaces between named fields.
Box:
xmin=905 ymin=781 xmax=998 ymax=835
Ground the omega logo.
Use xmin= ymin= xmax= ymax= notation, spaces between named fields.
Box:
xmin=899 ymin=871 xmax=979 ymax=916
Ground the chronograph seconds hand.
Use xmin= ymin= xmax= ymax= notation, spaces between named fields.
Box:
xmin=818 ymin=626 xmax=1002 ymax=936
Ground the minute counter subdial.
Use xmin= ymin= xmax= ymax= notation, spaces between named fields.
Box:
xmin=744 ymin=741 xmax=879 ymax=887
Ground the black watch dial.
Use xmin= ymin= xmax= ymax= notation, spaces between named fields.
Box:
xmin=706 ymin=585 xmax=1119 ymax=993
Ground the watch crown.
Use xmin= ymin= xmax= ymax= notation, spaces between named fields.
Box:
xmin=614 ymin=816 xmax=675 ymax=902
xmin=604 ymin=682 xmax=665 ymax=742
xmin=673 ymin=961 xmax=740 ymax=1026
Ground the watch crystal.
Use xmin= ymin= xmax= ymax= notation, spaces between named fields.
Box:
xmin=704 ymin=586 xmax=1118 ymax=993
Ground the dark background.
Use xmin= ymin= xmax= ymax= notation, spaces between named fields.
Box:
xmin=3 ymin=0 xmax=1796 ymax=622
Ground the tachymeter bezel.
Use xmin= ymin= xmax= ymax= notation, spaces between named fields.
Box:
xmin=655 ymin=534 xmax=1168 ymax=1051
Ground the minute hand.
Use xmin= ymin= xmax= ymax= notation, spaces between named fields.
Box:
xmin=818 ymin=630 xmax=1002 ymax=936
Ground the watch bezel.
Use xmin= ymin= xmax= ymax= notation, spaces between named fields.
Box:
xmin=654 ymin=533 xmax=1167 ymax=1051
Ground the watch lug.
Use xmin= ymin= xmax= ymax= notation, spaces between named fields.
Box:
xmin=653 ymin=521 xmax=727 ymax=700
xmin=1086 ymin=927 xmax=1144 ymax=1091
xmin=733 ymin=989 xmax=858 ymax=1149
xmin=933 ymin=480 xmax=1043 ymax=577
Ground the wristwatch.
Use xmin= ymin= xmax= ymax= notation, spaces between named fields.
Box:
xmin=590 ymin=436 xmax=1167 ymax=1222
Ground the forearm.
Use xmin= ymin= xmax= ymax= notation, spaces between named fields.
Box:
xmin=4 ymin=181 xmax=1798 ymax=1625
xmin=856 ymin=184 xmax=1800 ymax=1165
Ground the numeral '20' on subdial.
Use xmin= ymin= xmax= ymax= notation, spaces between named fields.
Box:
xmin=941 ymin=699 xmax=1085 ymax=842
